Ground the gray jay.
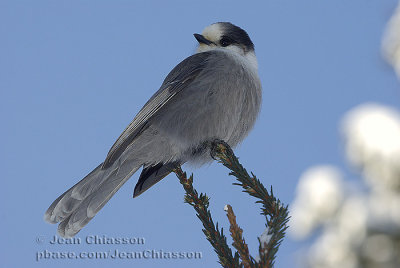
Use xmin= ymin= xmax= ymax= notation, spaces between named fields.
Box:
xmin=45 ymin=22 xmax=262 ymax=238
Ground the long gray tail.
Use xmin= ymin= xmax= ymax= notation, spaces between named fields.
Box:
xmin=44 ymin=158 xmax=140 ymax=238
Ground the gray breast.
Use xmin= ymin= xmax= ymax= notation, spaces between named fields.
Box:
xmin=160 ymin=50 xmax=262 ymax=164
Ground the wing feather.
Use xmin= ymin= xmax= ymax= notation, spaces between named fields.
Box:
xmin=102 ymin=52 xmax=212 ymax=168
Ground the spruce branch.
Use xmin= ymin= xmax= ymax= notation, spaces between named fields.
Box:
xmin=173 ymin=139 xmax=289 ymax=268
xmin=210 ymin=139 xmax=290 ymax=267
xmin=225 ymin=204 xmax=254 ymax=268
xmin=173 ymin=166 xmax=241 ymax=268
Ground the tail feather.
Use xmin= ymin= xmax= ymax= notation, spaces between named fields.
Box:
xmin=45 ymin=158 xmax=141 ymax=238
xmin=133 ymin=162 xmax=178 ymax=197
xmin=44 ymin=163 xmax=104 ymax=224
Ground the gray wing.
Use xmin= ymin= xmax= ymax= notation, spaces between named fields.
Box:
xmin=102 ymin=51 xmax=213 ymax=169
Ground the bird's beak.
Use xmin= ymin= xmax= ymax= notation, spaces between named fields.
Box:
xmin=194 ymin=33 xmax=213 ymax=45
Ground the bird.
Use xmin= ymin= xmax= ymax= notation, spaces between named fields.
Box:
xmin=44 ymin=22 xmax=262 ymax=238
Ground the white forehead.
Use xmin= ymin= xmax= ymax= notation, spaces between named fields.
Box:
xmin=201 ymin=23 xmax=223 ymax=42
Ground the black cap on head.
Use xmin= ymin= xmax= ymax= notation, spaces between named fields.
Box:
xmin=217 ymin=22 xmax=254 ymax=52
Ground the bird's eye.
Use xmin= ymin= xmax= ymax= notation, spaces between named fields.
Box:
xmin=220 ymin=37 xmax=233 ymax=47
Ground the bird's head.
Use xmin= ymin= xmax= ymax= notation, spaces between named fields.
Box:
xmin=194 ymin=22 xmax=255 ymax=55
xmin=194 ymin=22 xmax=257 ymax=68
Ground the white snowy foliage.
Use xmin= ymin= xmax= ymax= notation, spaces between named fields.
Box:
xmin=382 ymin=1 xmax=400 ymax=78
xmin=341 ymin=103 xmax=400 ymax=191
xmin=289 ymin=166 xmax=343 ymax=239
xmin=291 ymin=103 xmax=400 ymax=268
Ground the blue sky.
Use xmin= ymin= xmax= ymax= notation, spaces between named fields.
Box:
xmin=1 ymin=1 xmax=399 ymax=267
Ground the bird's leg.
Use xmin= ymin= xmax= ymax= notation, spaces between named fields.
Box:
xmin=210 ymin=139 xmax=232 ymax=160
